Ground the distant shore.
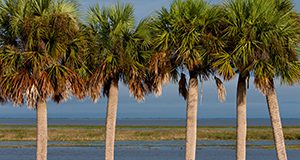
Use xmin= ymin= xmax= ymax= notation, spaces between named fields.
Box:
xmin=1 ymin=118 xmax=300 ymax=126
xmin=0 ymin=125 xmax=299 ymax=142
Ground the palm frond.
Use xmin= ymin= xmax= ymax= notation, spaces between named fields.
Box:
xmin=0 ymin=0 xmax=86 ymax=108
xmin=178 ymin=73 xmax=188 ymax=100
xmin=215 ymin=76 xmax=226 ymax=102
xmin=87 ymin=2 xmax=152 ymax=101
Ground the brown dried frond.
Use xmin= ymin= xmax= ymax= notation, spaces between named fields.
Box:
xmin=151 ymin=73 xmax=172 ymax=97
xmin=25 ymin=84 xmax=39 ymax=109
xmin=47 ymin=65 xmax=87 ymax=103
xmin=69 ymin=73 xmax=86 ymax=101
xmin=47 ymin=66 xmax=72 ymax=103
xmin=54 ymin=77 xmax=72 ymax=103
xmin=127 ymin=74 xmax=149 ymax=102
xmin=2 ymin=70 xmax=33 ymax=108
xmin=148 ymin=52 xmax=173 ymax=97
xmin=154 ymin=80 xmax=162 ymax=97
xmin=0 ymin=76 xmax=7 ymax=104
xmin=147 ymin=75 xmax=165 ymax=97
xmin=88 ymin=68 xmax=103 ymax=103
xmin=52 ymin=93 xmax=65 ymax=103
xmin=246 ymin=75 xmax=250 ymax=89
xmin=52 ymin=84 xmax=68 ymax=103
xmin=254 ymin=77 xmax=273 ymax=95
xmin=200 ymin=79 xmax=204 ymax=105
xmin=149 ymin=52 xmax=171 ymax=75
xmin=215 ymin=77 xmax=226 ymax=103
xmin=149 ymin=52 xmax=163 ymax=74
xmin=178 ymin=73 xmax=188 ymax=100
xmin=0 ymin=96 xmax=5 ymax=104
xmin=37 ymin=71 xmax=54 ymax=102
xmin=102 ymin=79 xmax=112 ymax=98
xmin=162 ymin=73 xmax=170 ymax=84
xmin=52 ymin=80 xmax=71 ymax=104
xmin=0 ymin=78 xmax=9 ymax=100
xmin=144 ymin=73 xmax=162 ymax=97
xmin=12 ymin=72 xmax=31 ymax=107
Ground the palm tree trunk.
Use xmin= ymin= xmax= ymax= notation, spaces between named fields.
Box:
xmin=265 ymin=79 xmax=288 ymax=160
xmin=36 ymin=100 xmax=47 ymax=160
xmin=236 ymin=74 xmax=247 ymax=160
xmin=105 ymin=79 xmax=119 ymax=160
xmin=185 ymin=72 xmax=198 ymax=160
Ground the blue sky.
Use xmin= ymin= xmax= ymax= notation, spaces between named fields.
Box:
xmin=0 ymin=0 xmax=299 ymax=119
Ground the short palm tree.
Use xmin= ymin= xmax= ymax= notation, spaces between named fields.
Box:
xmin=0 ymin=0 xmax=86 ymax=160
xmin=87 ymin=3 xmax=151 ymax=160
xmin=149 ymin=0 xmax=225 ymax=160
xmin=214 ymin=0 xmax=300 ymax=160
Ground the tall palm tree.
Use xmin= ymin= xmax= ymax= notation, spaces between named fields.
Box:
xmin=87 ymin=3 xmax=151 ymax=160
xmin=214 ymin=2 xmax=256 ymax=159
xmin=253 ymin=1 xmax=300 ymax=159
xmin=149 ymin=1 xmax=225 ymax=160
xmin=0 ymin=0 xmax=86 ymax=160
xmin=214 ymin=0 xmax=300 ymax=160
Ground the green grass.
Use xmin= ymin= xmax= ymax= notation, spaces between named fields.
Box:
xmin=0 ymin=125 xmax=299 ymax=141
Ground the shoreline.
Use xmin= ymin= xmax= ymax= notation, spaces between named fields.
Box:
xmin=0 ymin=125 xmax=299 ymax=141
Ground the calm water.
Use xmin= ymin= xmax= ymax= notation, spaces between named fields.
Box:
xmin=0 ymin=141 xmax=299 ymax=160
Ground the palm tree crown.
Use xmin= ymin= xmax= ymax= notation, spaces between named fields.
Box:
xmin=0 ymin=0 xmax=86 ymax=108
xmin=87 ymin=3 xmax=152 ymax=102
xmin=149 ymin=0 xmax=225 ymax=98
xmin=215 ymin=0 xmax=300 ymax=88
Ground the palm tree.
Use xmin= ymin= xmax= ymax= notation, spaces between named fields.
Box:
xmin=253 ymin=1 xmax=300 ymax=159
xmin=214 ymin=0 xmax=300 ymax=159
xmin=0 ymin=0 xmax=86 ymax=160
xmin=86 ymin=3 xmax=151 ymax=160
xmin=149 ymin=1 xmax=224 ymax=160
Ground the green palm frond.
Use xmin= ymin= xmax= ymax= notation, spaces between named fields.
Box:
xmin=29 ymin=0 xmax=51 ymax=16
xmin=87 ymin=2 xmax=152 ymax=101
xmin=212 ymin=51 xmax=235 ymax=80
xmin=0 ymin=0 xmax=86 ymax=108
xmin=54 ymin=0 xmax=79 ymax=15
xmin=223 ymin=0 xmax=300 ymax=92
xmin=149 ymin=0 xmax=225 ymax=99
xmin=277 ymin=61 xmax=300 ymax=85
xmin=0 ymin=0 xmax=27 ymax=44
